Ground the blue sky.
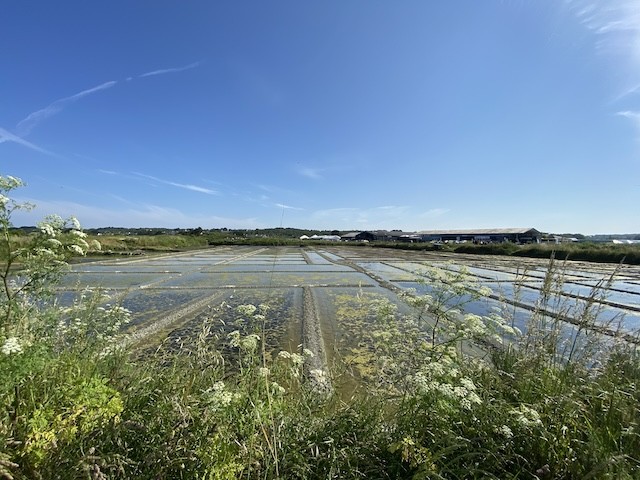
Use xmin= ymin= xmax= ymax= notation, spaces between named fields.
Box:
xmin=1 ymin=1 xmax=639 ymax=234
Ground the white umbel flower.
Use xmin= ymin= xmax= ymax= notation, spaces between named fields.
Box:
xmin=2 ymin=337 xmax=23 ymax=355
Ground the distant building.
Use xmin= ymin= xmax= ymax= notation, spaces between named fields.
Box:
xmin=417 ymin=228 xmax=541 ymax=244
xmin=371 ymin=230 xmax=422 ymax=242
xmin=341 ymin=231 xmax=376 ymax=242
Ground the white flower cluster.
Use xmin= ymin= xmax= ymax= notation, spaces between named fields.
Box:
xmin=509 ymin=405 xmax=543 ymax=427
xmin=270 ymin=382 xmax=286 ymax=395
xmin=0 ymin=175 xmax=24 ymax=191
xmin=1 ymin=337 xmax=23 ymax=355
xmin=458 ymin=314 xmax=490 ymax=337
xmin=34 ymin=214 xmax=90 ymax=256
xmin=277 ymin=349 xmax=307 ymax=378
xmin=69 ymin=216 xmax=81 ymax=230
xmin=203 ymin=381 xmax=237 ymax=412
xmin=495 ymin=424 xmax=514 ymax=439
xmin=68 ymin=244 xmax=85 ymax=256
xmin=39 ymin=223 xmax=57 ymax=237
xmin=309 ymin=368 xmax=328 ymax=384
xmin=228 ymin=331 xmax=261 ymax=352
xmin=413 ymin=356 xmax=482 ymax=410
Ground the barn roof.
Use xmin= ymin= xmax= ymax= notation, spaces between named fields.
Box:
xmin=417 ymin=228 xmax=541 ymax=235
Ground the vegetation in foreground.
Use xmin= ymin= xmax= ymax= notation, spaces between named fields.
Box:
xmin=2 ymin=175 xmax=640 ymax=479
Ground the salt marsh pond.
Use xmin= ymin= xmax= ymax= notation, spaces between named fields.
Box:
xmin=60 ymin=246 xmax=640 ymax=366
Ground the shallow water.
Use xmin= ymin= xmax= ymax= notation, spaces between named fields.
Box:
xmin=56 ymin=247 xmax=640 ymax=359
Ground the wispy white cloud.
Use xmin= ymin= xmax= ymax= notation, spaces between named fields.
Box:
xmin=570 ymin=0 xmax=640 ymax=100
xmin=133 ymin=172 xmax=220 ymax=195
xmin=98 ymin=169 xmax=118 ymax=175
xmin=296 ymin=166 xmax=324 ymax=179
xmin=419 ymin=208 xmax=450 ymax=218
xmin=13 ymin=60 xmax=200 ymax=137
xmin=275 ymin=203 xmax=303 ymax=210
xmin=255 ymin=183 xmax=295 ymax=195
xmin=139 ymin=61 xmax=202 ymax=78
xmin=16 ymin=81 xmax=117 ymax=135
xmin=616 ymin=110 xmax=640 ymax=135
xmin=0 ymin=126 xmax=58 ymax=156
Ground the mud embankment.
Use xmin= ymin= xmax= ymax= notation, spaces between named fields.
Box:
xmin=301 ymin=286 xmax=332 ymax=394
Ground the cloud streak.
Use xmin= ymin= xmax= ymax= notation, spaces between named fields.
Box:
xmin=16 ymin=81 xmax=117 ymax=135
xmin=12 ymin=60 xmax=201 ymax=137
xmin=133 ymin=173 xmax=219 ymax=195
xmin=0 ymin=126 xmax=58 ymax=156
xmin=275 ymin=203 xmax=303 ymax=210
xmin=139 ymin=61 xmax=202 ymax=78
xmin=616 ymin=110 xmax=640 ymax=136
xmin=296 ymin=166 xmax=324 ymax=179
xmin=571 ymin=0 xmax=640 ymax=100
xmin=419 ymin=208 xmax=450 ymax=218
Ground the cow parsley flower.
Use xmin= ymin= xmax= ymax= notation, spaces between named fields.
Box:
xmin=509 ymin=405 xmax=543 ymax=427
xmin=310 ymin=369 xmax=327 ymax=383
xmin=203 ymin=381 xmax=235 ymax=411
xmin=2 ymin=337 xmax=23 ymax=355
xmin=289 ymin=353 xmax=304 ymax=366
xmin=68 ymin=244 xmax=86 ymax=255
xmin=228 ymin=330 xmax=241 ymax=347
xmin=271 ymin=382 xmax=286 ymax=395
xmin=240 ymin=333 xmax=260 ymax=351
xmin=496 ymin=425 xmax=514 ymax=438
xmin=39 ymin=223 xmax=56 ymax=237
xmin=69 ymin=217 xmax=81 ymax=230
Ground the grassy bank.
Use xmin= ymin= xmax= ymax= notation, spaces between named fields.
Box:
xmin=365 ymin=241 xmax=640 ymax=265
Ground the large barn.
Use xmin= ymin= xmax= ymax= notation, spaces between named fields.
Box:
xmin=417 ymin=228 xmax=541 ymax=244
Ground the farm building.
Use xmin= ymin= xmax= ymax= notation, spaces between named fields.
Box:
xmin=341 ymin=231 xmax=376 ymax=241
xmin=417 ymin=228 xmax=542 ymax=244
xmin=341 ymin=231 xmax=422 ymax=242
xmin=372 ymin=230 xmax=422 ymax=242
